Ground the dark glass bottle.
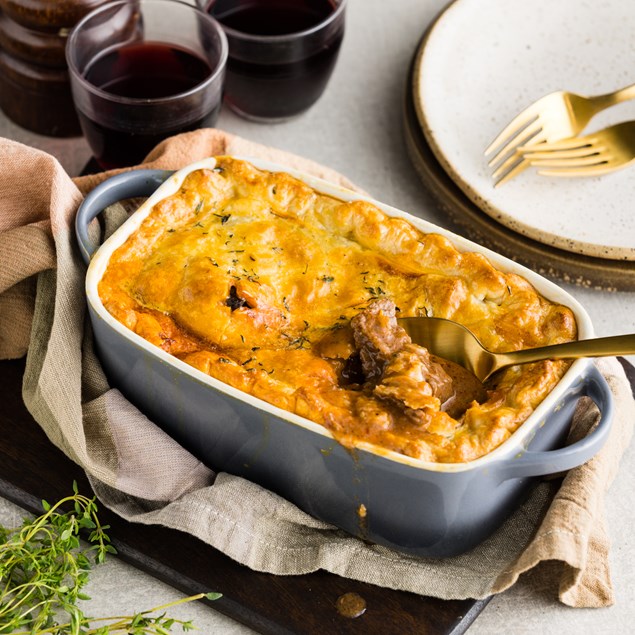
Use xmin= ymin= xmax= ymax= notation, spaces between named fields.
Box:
xmin=0 ymin=0 xmax=108 ymax=136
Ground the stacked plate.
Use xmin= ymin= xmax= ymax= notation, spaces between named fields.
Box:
xmin=404 ymin=0 xmax=635 ymax=290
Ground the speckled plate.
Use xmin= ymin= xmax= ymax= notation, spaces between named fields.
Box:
xmin=414 ymin=0 xmax=635 ymax=261
xmin=404 ymin=38 xmax=635 ymax=291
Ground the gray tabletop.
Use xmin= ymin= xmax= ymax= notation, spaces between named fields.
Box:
xmin=1 ymin=0 xmax=634 ymax=632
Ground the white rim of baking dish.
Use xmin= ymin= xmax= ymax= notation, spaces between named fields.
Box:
xmin=85 ymin=155 xmax=595 ymax=474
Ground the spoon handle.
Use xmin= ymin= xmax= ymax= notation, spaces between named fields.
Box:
xmin=496 ymin=333 xmax=635 ymax=370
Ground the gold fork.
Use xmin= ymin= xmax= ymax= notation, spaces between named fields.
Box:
xmin=520 ymin=120 xmax=635 ymax=177
xmin=485 ymin=83 xmax=635 ymax=186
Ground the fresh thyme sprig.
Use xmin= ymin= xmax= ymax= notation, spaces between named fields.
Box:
xmin=0 ymin=483 xmax=219 ymax=634
xmin=8 ymin=592 xmax=220 ymax=634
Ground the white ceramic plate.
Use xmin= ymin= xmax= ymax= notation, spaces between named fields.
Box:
xmin=415 ymin=0 xmax=635 ymax=261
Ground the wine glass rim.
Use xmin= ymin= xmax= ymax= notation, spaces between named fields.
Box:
xmin=66 ymin=0 xmax=228 ymax=106
xmin=214 ymin=0 xmax=348 ymax=43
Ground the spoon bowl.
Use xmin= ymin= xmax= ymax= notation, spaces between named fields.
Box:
xmin=398 ymin=317 xmax=635 ymax=382
xmin=432 ymin=355 xmax=488 ymax=418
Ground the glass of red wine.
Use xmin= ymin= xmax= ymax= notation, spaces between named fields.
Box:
xmin=66 ymin=0 xmax=227 ymax=169
xmin=200 ymin=0 xmax=347 ymax=122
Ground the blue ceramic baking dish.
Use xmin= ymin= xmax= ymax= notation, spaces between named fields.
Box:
xmin=76 ymin=157 xmax=613 ymax=557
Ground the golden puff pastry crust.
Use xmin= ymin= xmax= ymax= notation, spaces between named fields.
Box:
xmin=98 ymin=156 xmax=577 ymax=463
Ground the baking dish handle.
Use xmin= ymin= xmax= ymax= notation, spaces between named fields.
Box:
xmin=75 ymin=169 xmax=174 ymax=264
xmin=497 ymin=364 xmax=614 ymax=480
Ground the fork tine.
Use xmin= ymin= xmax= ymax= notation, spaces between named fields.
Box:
xmin=529 ymin=154 xmax=610 ymax=168
xmin=496 ymin=142 xmax=607 ymax=185
xmin=519 ymin=136 xmax=596 ymax=153
xmin=537 ymin=160 xmax=620 ymax=177
xmin=522 ymin=145 xmax=605 ymax=160
xmin=537 ymin=167 xmax=608 ymax=177
xmin=491 ymin=152 xmax=525 ymax=181
xmin=485 ymin=112 xmax=538 ymax=157
xmin=491 ymin=133 xmax=547 ymax=180
xmin=487 ymin=120 xmax=543 ymax=168
xmin=493 ymin=157 xmax=530 ymax=188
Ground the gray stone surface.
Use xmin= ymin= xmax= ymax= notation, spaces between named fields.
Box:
xmin=1 ymin=0 xmax=634 ymax=632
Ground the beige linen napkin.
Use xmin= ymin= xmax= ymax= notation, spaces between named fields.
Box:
xmin=1 ymin=130 xmax=633 ymax=608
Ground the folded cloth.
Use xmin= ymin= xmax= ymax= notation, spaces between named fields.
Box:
xmin=0 ymin=130 xmax=633 ymax=608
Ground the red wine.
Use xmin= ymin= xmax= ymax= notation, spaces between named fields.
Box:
xmin=78 ymin=41 xmax=217 ymax=168
xmin=77 ymin=107 xmax=220 ymax=170
xmin=84 ymin=41 xmax=212 ymax=99
xmin=210 ymin=0 xmax=344 ymax=120
xmin=213 ymin=0 xmax=336 ymax=35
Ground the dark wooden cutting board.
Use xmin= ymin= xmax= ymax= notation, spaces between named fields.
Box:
xmin=0 ymin=357 xmax=491 ymax=635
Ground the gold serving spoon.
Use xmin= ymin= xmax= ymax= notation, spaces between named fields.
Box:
xmin=398 ymin=317 xmax=635 ymax=382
